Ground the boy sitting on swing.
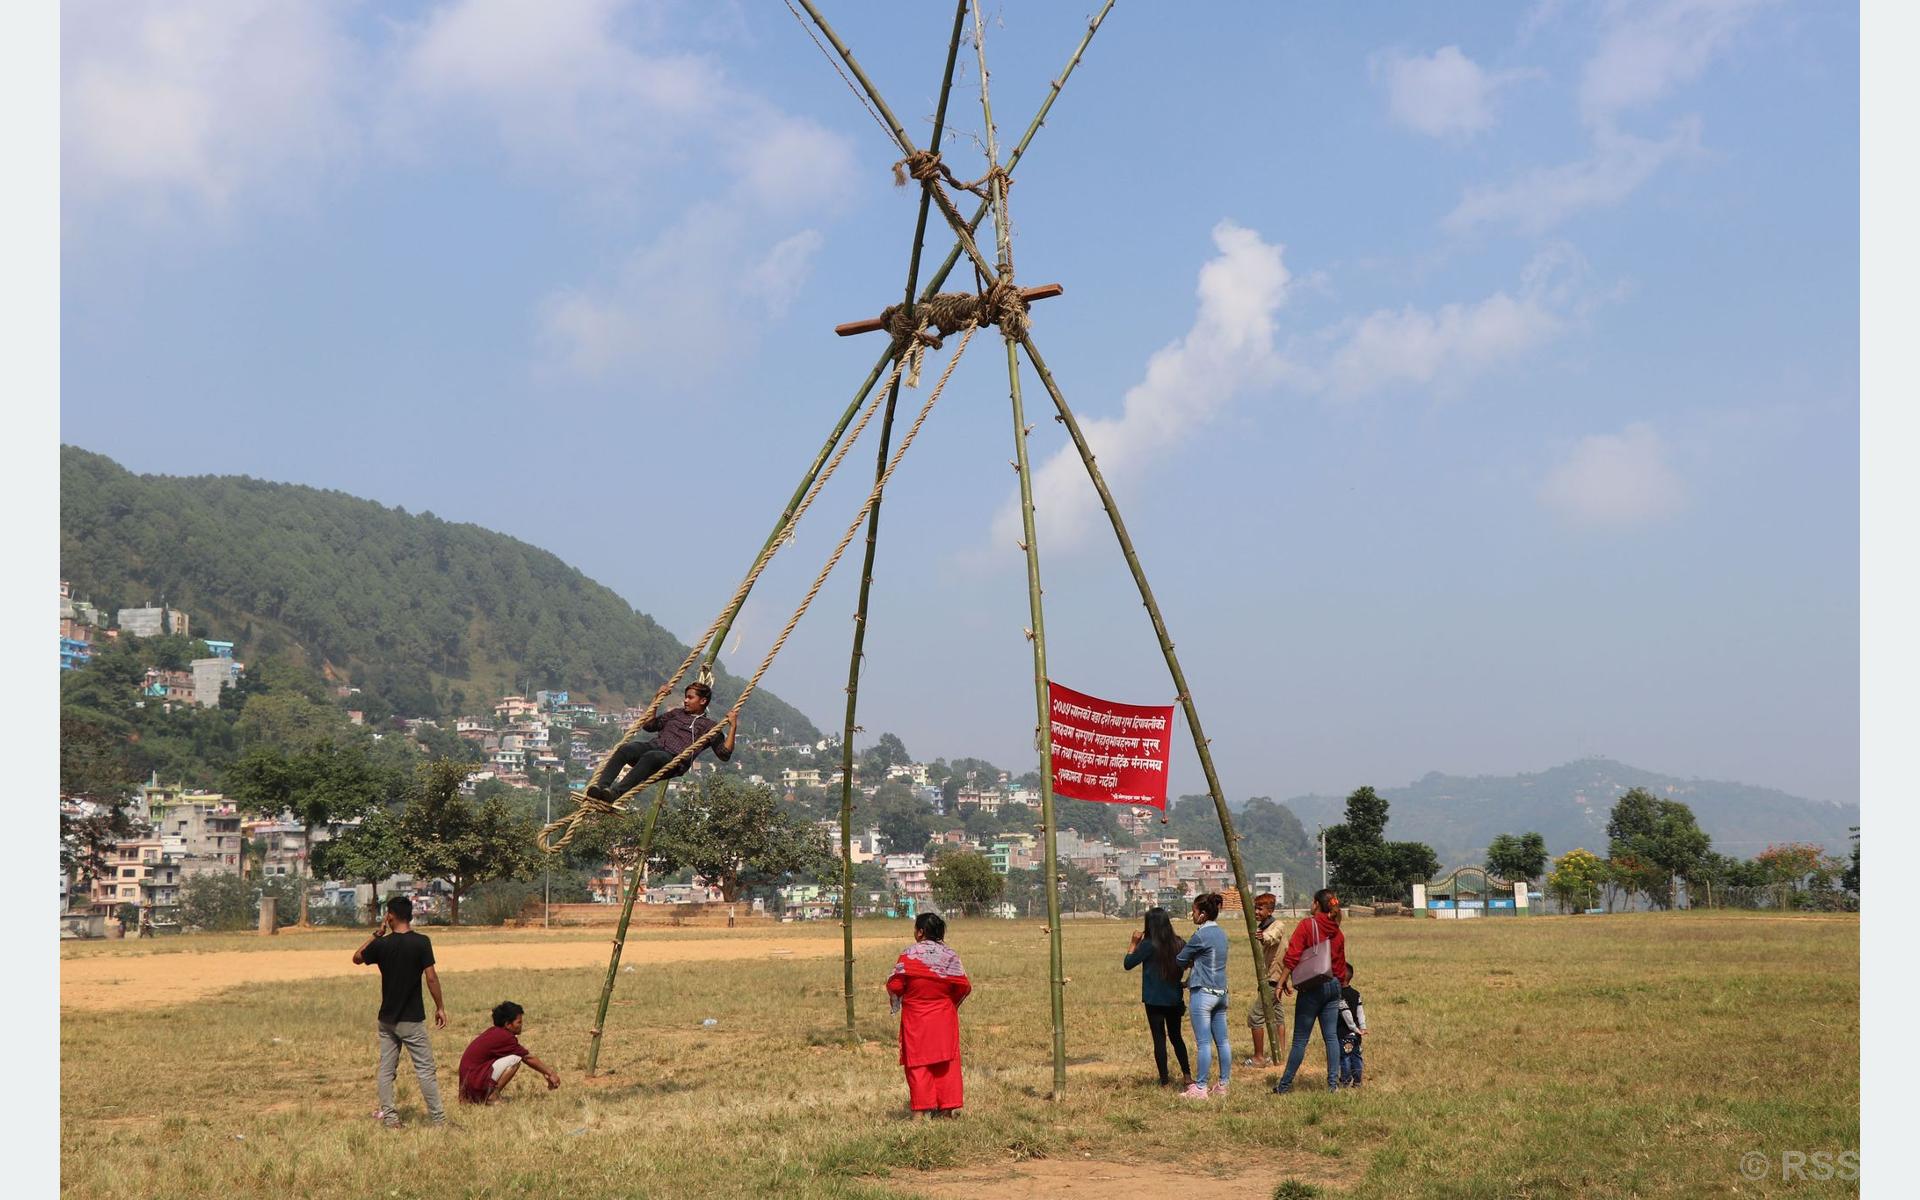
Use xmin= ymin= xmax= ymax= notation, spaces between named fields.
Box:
xmin=585 ymin=681 xmax=739 ymax=802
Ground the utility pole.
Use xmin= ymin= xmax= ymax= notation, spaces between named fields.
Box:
xmin=1318 ymin=825 xmax=1329 ymax=889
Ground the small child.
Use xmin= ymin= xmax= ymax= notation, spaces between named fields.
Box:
xmin=1337 ymin=964 xmax=1367 ymax=1088
xmin=457 ymin=1001 xmax=562 ymax=1104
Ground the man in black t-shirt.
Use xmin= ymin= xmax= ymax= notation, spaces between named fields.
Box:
xmin=353 ymin=894 xmax=448 ymax=1127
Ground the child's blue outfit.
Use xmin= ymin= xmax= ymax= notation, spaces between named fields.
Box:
xmin=1337 ymin=983 xmax=1366 ymax=1087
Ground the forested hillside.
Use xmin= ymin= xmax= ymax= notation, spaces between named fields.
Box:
xmin=1277 ymin=758 xmax=1859 ymax=868
xmin=60 ymin=446 xmax=817 ymax=737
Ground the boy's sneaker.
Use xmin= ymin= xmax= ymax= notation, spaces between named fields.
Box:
xmin=378 ymin=1108 xmax=401 ymax=1129
xmin=585 ymin=785 xmax=612 ymax=802
xmin=1270 ymin=1080 xmax=1292 ymax=1095
xmin=1208 ymin=1081 xmax=1229 ymax=1098
xmin=1177 ymin=1083 xmax=1210 ymax=1100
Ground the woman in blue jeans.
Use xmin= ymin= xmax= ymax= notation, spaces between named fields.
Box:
xmin=1174 ymin=892 xmax=1232 ymax=1099
xmin=1270 ymin=889 xmax=1349 ymax=1094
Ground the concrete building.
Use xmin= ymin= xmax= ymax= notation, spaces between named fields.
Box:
xmin=882 ymin=853 xmax=932 ymax=904
xmin=149 ymin=792 xmax=244 ymax=877
xmin=190 ymin=656 xmax=241 ymax=707
xmin=117 ymin=606 xmax=189 ymax=639
xmin=1253 ymin=871 xmax=1286 ymax=900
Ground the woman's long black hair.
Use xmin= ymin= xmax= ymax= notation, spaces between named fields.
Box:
xmin=1143 ymin=906 xmax=1185 ymax=986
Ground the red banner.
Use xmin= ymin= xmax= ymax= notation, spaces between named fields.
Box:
xmin=1046 ymin=681 xmax=1175 ymax=810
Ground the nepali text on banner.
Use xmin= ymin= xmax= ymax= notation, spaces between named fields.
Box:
xmin=1045 ymin=681 xmax=1174 ymax=810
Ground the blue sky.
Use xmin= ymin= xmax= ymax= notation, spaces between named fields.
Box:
xmin=59 ymin=0 xmax=1860 ymax=806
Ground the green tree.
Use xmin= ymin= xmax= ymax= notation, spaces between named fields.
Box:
xmin=872 ymin=785 xmax=936 ymax=856
xmin=1843 ymin=826 xmax=1859 ymax=894
xmin=650 ymin=774 xmax=832 ymax=902
xmin=1546 ymin=848 xmax=1609 ymax=912
xmin=1324 ymin=786 xmax=1438 ymax=895
xmin=399 ymin=759 xmax=539 ymax=925
xmin=59 ymin=707 xmax=141 ymax=891
xmin=179 ymin=873 xmax=258 ymax=931
xmin=929 ymin=849 xmax=1005 ymax=916
xmin=1605 ymin=788 xmax=1711 ymax=908
xmin=311 ymin=808 xmax=408 ymax=923
xmin=1486 ymin=832 xmax=1550 ymax=881
xmin=226 ymin=742 xmax=399 ymax=924
xmin=861 ymin=732 xmax=912 ymax=774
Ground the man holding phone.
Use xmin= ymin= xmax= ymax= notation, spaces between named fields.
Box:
xmin=353 ymin=894 xmax=448 ymax=1127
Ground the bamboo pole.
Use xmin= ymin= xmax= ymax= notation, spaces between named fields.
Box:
xmin=584 ymin=779 xmax=669 ymax=1077
xmin=1014 ymin=332 xmax=1285 ymax=1068
xmin=577 ymin=3 xmax=1118 ymax=1070
xmin=838 ymin=0 xmax=970 ymax=1043
xmin=969 ymin=2 xmax=1067 ymax=1101
xmin=792 ymin=0 xmax=1004 ymax=290
xmin=695 ymin=0 xmax=1112 ymax=682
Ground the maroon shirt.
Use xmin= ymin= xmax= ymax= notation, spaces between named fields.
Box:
xmin=640 ymin=708 xmax=733 ymax=763
xmin=458 ymin=1025 xmax=530 ymax=1103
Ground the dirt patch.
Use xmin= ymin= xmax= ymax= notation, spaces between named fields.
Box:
xmin=61 ymin=933 xmax=892 ymax=1012
xmin=896 ymin=1153 xmax=1344 ymax=1199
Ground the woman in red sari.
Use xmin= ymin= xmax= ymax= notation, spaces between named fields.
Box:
xmin=886 ymin=912 xmax=972 ymax=1117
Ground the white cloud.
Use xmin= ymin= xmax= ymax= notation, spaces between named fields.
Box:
xmin=989 ymin=221 xmax=1293 ymax=553
xmin=1311 ymin=244 xmax=1581 ymax=399
xmin=539 ymin=207 xmax=827 ymax=381
xmin=1323 ymin=291 xmax=1562 ymax=399
xmin=1442 ymin=0 xmax=1772 ymax=237
xmin=1539 ymin=422 xmax=1687 ymax=526
xmin=1442 ymin=120 xmax=1701 ymax=236
xmin=1373 ymin=46 xmax=1540 ymax=140
xmin=62 ymin=1 xmax=359 ymax=211
xmin=391 ymin=0 xmax=856 ymax=381
xmin=1581 ymin=0 xmax=1777 ymax=128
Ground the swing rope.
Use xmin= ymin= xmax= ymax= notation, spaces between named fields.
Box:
xmin=605 ymin=330 xmax=925 ymax=757
xmin=539 ymin=320 xmax=982 ymax=853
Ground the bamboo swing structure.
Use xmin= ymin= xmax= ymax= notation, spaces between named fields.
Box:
xmin=541 ymin=1 xmax=1283 ymax=1095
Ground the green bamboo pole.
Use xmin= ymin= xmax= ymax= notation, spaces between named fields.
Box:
xmin=838 ymin=0 xmax=970 ymax=1042
xmin=694 ymin=0 xmax=1113 ymax=681
xmin=792 ymin=0 xmax=1005 ymax=290
xmin=584 ymin=778 xmax=669 ymax=1077
xmin=967 ymin=3 xmax=1067 ymax=1101
xmin=574 ymin=4 xmax=1117 ymax=1071
xmin=1015 ymin=332 xmax=1284 ymax=1069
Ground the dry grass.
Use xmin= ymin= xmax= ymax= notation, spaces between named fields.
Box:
xmin=59 ymin=912 xmax=1858 ymax=1199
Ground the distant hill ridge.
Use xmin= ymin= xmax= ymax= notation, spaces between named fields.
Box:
xmin=59 ymin=445 xmax=819 ymax=738
xmin=1270 ymin=757 xmax=1858 ymax=868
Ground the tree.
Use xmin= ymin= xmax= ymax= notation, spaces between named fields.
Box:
xmin=1843 ymin=826 xmax=1859 ymax=895
xmin=1486 ymin=832 xmax=1549 ymax=881
xmin=180 ymin=873 xmax=260 ymax=932
xmin=1605 ymin=788 xmax=1711 ymax=908
xmin=1324 ymin=786 xmax=1438 ymax=895
xmin=861 ymin=732 xmax=912 ymax=774
xmin=651 ymin=774 xmax=832 ymax=903
xmin=399 ymin=759 xmax=539 ymax=924
xmin=872 ymin=786 xmax=936 ymax=856
xmin=1546 ymin=848 xmax=1609 ymax=912
xmin=59 ymin=707 xmax=141 ymax=894
xmin=226 ymin=742 xmax=399 ymax=924
xmin=311 ymin=808 xmax=408 ymax=923
xmin=929 ymin=849 xmax=1004 ymax=916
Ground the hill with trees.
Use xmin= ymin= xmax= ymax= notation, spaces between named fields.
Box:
xmin=1273 ymin=757 xmax=1858 ymax=870
xmin=59 ymin=446 xmax=818 ymax=738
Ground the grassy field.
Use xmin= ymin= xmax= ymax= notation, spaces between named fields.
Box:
xmin=59 ymin=912 xmax=1858 ymax=1199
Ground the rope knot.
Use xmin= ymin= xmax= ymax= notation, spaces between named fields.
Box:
xmin=892 ymin=149 xmax=944 ymax=188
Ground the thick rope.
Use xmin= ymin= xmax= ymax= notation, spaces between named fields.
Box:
xmin=608 ymin=343 xmax=919 ymax=750
xmin=539 ymin=323 xmax=980 ymax=853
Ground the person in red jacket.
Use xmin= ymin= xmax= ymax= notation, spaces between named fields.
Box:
xmin=1269 ymin=889 xmax=1350 ymax=1094
xmin=457 ymin=1001 xmax=561 ymax=1104
xmin=886 ymin=912 xmax=972 ymax=1117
